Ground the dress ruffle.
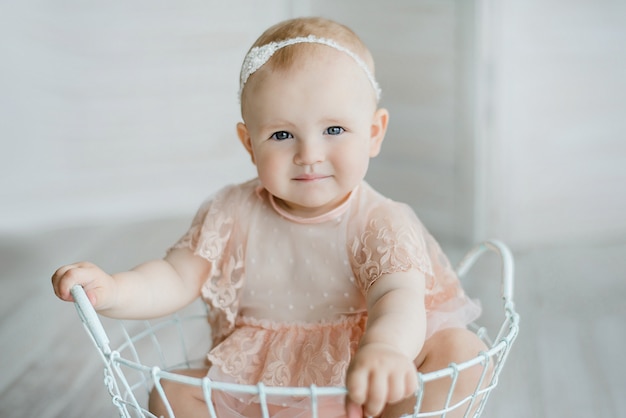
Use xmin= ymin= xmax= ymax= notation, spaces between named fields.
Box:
xmin=206 ymin=315 xmax=366 ymax=418
xmin=207 ymin=372 xmax=347 ymax=418
xmin=208 ymin=314 xmax=367 ymax=388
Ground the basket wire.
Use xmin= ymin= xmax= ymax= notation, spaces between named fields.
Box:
xmin=71 ymin=239 xmax=519 ymax=418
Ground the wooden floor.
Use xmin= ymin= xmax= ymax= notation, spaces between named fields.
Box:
xmin=1 ymin=218 xmax=625 ymax=417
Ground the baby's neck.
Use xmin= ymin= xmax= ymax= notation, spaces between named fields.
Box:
xmin=268 ymin=191 xmax=355 ymax=224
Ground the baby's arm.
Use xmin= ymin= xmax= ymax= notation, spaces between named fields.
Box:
xmin=345 ymin=270 xmax=426 ymax=417
xmin=52 ymin=247 xmax=210 ymax=319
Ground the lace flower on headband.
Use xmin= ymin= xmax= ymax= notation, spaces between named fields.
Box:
xmin=239 ymin=35 xmax=381 ymax=101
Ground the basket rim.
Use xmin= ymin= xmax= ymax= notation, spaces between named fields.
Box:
xmin=71 ymin=239 xmax=519 ymax=418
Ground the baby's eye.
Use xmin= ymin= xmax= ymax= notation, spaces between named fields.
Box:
xmin=325 ymin=126 xmax=344 ymax=135
xmin=270 ymin=131 xmax=293 ymax=141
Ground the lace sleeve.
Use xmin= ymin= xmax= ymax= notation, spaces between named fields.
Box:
xmin=170 ymin=186 xmax=236 ymax=263
xmin=349 ymin=203 xmax=434 ymax=293
xmin=169 ymin=184 xmax=246 ymax=345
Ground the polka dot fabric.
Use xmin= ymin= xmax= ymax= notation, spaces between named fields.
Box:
xmin=170 ymin=178 xmax=480 ymax=416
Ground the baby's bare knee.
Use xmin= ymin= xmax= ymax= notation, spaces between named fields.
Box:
xmin=148 ymin=383 xmax=169 ymax=417
xmin=148 ymin=368 xmax=209 ymax=418
xmin=149 ymin=379 xmax=184 ymax=417
xmin=410 ymin=329 xmax=492 ymax=417
xmin=417 ymin=327 xmax=490 ymax=376
xmin=436 ymin=328 xmax=487 ymax=361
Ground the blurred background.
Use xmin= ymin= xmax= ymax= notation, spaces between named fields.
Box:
xmin=1 ymin=0 xmax=625 ymax=417
xmin=1 ymin=0 xmax=625 ymax=246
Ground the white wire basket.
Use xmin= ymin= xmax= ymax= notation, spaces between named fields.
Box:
xmin=71 ymin=239 xmax=519 ymax=418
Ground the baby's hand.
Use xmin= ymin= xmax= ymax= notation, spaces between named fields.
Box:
xmin=51 ymin=262 xmax=117 ymax=310
xmin=345 ymin=343 xmax=418 ymax=418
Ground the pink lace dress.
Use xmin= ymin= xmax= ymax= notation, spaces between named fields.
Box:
xmin=170 ymin=179 xmax=480 ymax=417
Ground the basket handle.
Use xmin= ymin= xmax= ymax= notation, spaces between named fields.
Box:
xmin=455 ymin=239 xmax=515 ymax=307
xmin=71 ymin=285 xmax=112 ymax=355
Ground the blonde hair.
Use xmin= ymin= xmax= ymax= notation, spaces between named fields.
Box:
xmin=250 ymin=17 xmax=374 ymax=71
xmin=240 ymin=17 xmax=376 ymax=106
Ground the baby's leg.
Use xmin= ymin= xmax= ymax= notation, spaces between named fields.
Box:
xmin=148 ymin=368 xmax=210 ymax=418
xmin=382 ymin=328 xmax=492 ymax=418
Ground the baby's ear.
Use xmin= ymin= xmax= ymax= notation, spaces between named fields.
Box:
xmin=237 ymin=122 xmax=256 ymax=164
xmin=369 ymin=108 xmax=389 ymax=157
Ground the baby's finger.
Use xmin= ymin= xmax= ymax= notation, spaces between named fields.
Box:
xmin=52 ymin=262 xmax=93 ymax=301
xmin=390 ymin=368 xmax=419 ymax=405
xmin=346 ymin=366 xmax=369 ymax=405
xmin=405 ymin=368 xmax=419 ymax=398
xmin=386 ymin=373 xmax=407 ymax=405
xmin=364 ymin=371 xmax=387 ymax=417
xmin=52 ymin=264 xmax=76 ymax=300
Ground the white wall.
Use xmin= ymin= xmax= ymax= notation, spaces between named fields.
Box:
xmin=1 ymin=0 xmax=624 ymax=249
xmin=476 ymin=0 xmax=626 ymax=248
xmin=0 ymin=0 xmax=474 ymax=242
xmin=0 ymin=1 xmax=286 ymax=231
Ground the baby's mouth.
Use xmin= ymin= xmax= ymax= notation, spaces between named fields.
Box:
xmin=293 ymin=174 xmax=329 ymax=181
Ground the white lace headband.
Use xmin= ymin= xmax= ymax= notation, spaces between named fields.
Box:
xmin=239 ymin=35 xmax=381 ymax=101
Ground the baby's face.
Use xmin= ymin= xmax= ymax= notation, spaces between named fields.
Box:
xmin=239 ymin=48 xmax=385 ymax=218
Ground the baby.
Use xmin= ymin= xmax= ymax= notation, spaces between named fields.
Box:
xmin=53 ymin=17 xmax=488 ymax=418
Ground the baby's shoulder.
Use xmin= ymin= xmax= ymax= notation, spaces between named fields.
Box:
xmin=200 ymin=179 xmax=260 ymax=210
xmin=351 ymin=182 xmax=421 ymax=228
xmin=188 ymin=179 xmax=262 ymax=229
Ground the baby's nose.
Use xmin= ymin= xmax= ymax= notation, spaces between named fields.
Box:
xmin=294 ymin=138 xmax=324 ymax=165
